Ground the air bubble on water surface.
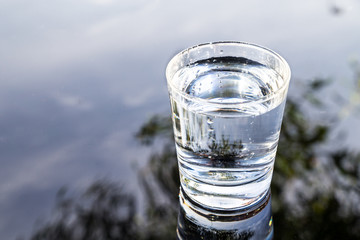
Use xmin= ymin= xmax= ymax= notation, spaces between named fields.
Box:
xmin=196 ymin=69 xmax=200 ymax=75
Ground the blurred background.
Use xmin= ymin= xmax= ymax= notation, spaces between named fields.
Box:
xmin=0 ymin=0 xmax=360 ymax=239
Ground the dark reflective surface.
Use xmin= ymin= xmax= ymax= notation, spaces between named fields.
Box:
xmin=23 ymin=77 xmax=360 ymax=239
xmin=1 ymin=0 xmax=360 ymax=239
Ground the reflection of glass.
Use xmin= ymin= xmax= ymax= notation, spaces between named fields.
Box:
xmin=166 ymin=42 xmax=291 ymax=210
xmin=177 ymin=187 xmax=273 ymax=240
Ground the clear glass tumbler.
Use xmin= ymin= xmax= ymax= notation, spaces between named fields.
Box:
xmin=166 ymin=41 xmax=291 ymax=211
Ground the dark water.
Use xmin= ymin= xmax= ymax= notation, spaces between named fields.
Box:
xmin=0 ymin=0 xmax=360 ymax=239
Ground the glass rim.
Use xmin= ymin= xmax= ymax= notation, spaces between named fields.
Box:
xmin=166 ymin=41 xmax=291 ymax=107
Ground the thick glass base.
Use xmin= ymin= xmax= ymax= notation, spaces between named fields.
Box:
xmin=177 ymin=187 xmax=273 ymax=240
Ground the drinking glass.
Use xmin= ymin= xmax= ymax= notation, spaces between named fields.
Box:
xmin=166 ymin=41 xmax=291 ymax=210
